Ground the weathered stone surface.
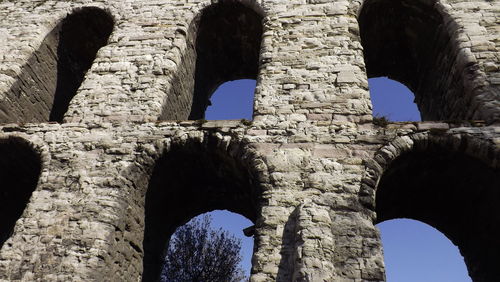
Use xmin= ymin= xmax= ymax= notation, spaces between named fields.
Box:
xmin=0 ymin=0 xmax=498 ymax=281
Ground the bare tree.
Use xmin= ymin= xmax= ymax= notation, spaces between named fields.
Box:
xmin=161 ymin=215 xmax=246 ymax=282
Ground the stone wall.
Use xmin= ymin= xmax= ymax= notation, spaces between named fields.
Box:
xmin=0 ymin=0 xmax=498 ymax=281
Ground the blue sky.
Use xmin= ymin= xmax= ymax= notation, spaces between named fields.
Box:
xmin=187 ymin=78 xmax=471 ymax=281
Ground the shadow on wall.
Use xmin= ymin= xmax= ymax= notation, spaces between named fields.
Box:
xmin=159 ymin=1 xmax=263 ymax=120
xmin=0 ymin=7 xmax=113 ymax=123
xmin=0 ymin=136 xmax=42 ymax=249
xmin=276 ymin=207 xmax=299 ymax=281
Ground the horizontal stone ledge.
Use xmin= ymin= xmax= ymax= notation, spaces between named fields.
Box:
xmin=417 ymin=122 xmax=450 ymax=131
xmin=376 ymin=120 xmax=488 ymax=130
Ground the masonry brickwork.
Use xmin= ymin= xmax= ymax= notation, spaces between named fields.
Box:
xmin=0 ymin=0 xmax=498 ymax=281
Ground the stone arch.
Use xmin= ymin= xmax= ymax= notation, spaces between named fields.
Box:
xmin=160 ymin=0 xmax=264 ymax=120
xmin=358 ymin=0 xmax=483 ymax=121
xmin=0 ymin=134 xmax=44 ymax=249
xmin=140 ymin=133 xmax=266 ymax=281
xmin=361 ymin=132 xmax=500 ymax=281
xmin=0 ymin=6 xmax=114 ymax=123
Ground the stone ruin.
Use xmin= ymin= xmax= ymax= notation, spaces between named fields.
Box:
xmin=0 ymin=0 xmax=498 ymax=281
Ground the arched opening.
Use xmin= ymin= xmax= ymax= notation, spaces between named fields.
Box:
xmin=359 ymin=0 xmax=472 ymax=121
xmin=378 ymin=219 xmax=470 ymax=282
xmin=369 ymin=77 xmax=421 ymax=122
xmin=160 ymin=1 xmax=263 ymax=120
xmin=375 ymin=142 xmax=500 ymax=281
xmin=0 ymin=136 xmax=42 ymax=248
xmin=0 ymin=7 xmax=113 ymax=123
xmin=160 ymin=210 xmax=253 ymax=281
xmin=142 ymin=139 xmax=261 ymax=281
xmin=205 ymin=79 xmax=256 ymax=120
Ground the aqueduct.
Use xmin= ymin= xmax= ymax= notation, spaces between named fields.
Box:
xmin=0 ymin=0 xmax=498 ymax=281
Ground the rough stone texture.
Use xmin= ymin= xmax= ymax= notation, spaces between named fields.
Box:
xmin=0 ymin=0 xmax=498 ymax=281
